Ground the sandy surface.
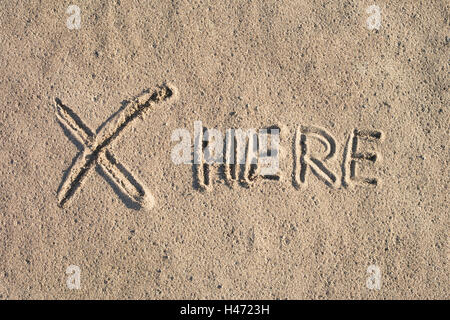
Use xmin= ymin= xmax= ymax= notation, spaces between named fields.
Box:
xmin=0 ymin=1 xmax=448 ymax=299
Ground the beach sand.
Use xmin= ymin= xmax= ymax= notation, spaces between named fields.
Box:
xmin=0 ymin=1 xmax=448 ymax=299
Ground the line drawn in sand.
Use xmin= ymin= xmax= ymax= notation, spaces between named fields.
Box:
xmin=55 ymin=84 xmax=176 ymax=209
xmin=193 ymin=124 xmax=282 ymax=191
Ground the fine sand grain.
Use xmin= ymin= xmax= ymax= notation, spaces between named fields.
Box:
xmin=0 ymin=1 xmax=448 ymax=299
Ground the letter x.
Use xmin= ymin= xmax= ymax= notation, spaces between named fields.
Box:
xmin=55 ymin=85 xmax=173 ymax=209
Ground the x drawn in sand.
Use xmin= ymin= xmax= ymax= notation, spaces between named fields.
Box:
xmin=55 ymin=84 xmax=175 ymax=209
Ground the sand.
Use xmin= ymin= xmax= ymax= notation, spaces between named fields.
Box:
xmin=0 ymin=1 xmax=448 ymax=299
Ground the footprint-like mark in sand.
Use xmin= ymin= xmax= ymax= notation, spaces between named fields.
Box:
xmin=55 ymin=84 xmax=175 ymax=209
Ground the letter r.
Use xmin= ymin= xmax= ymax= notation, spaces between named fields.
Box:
xmin=295 ymin=126 xmax=338 ymax=188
